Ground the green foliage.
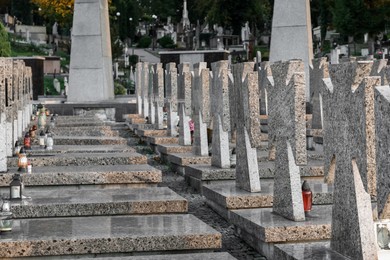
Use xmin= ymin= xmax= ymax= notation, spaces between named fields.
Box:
xmin=252 ymin=46 xmax=269 ymax=61
xmin=137 ymin=36 xmax=152 ymax=48
xmin=10 ymin=41 xmax=46 ymax=57
xmin=157 ymin=35 xmax=175 ymax=48
xmin=43 ymin=76 xmax=64 ymax=95
xmin=114 ymin=82 xmax=127 ymax=95
xmin=129 ymin=55 xmax=139 ymax=66
xmin=0 ymin=23 xmax=11 ymax=57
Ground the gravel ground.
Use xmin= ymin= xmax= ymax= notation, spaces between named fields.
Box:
xmin=132 ymin=143 xmax=267 ymax=260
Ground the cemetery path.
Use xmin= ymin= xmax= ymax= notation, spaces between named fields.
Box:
xmin=132 ymin=144 xmax=267 ymax=260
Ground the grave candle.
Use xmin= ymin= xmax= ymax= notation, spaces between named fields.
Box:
xmin=302 ymin=180 xmax=312 ymax=212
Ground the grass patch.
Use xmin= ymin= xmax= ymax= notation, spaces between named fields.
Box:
xmin=44 ymin=76 xmax=65 ymax=95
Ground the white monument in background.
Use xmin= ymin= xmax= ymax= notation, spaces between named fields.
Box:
xmin=269 ymin=0 xmax=313 ymax=101
xmin=68 ymin=0 xmax=114 ymax=102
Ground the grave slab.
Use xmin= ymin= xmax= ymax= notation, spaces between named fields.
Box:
xmin=51 ymin=128 xmax=120 ymax=137
xmin=147 ymin=136 xmax=178 ymax=145
xmin=8 ymin=187 xmax=187 ymax=218
xmin=156 ymin=144 xmax=193 ymax=154
xmin=137 ymin=129 xmax=167 ymax=137
xmin=122 ymin=114 xmax=142 ymax=120
xmin=167 ymin=153 xmax=212 ymax=175
xmin=7 ymin=152 xmax=147 ymax=167
xmin=53 ymin=136 xmax=128 ymax=145
xmin=54 ymin=121 xmax=107 ymax=127
xmin=127 ymin=122 xmax=155 ymax=131
xmin=128 ymin=117 xmax=147 ymax=124
xmin=0 ymin=214 xmax=222 ymax=257
xmin=274 ymin=242 xmax=349 ymax=260
xmin=0 ymin=164 xmax=161 ymax=187
xmin=26 ymin=145 xmax=135 ymax=155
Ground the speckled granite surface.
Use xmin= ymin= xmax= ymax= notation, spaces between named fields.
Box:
xmin=167 ymin=153 xmax=211 ymax=166
xmin=55 ymin=121 xmax=107 ymax=127
xmin=157 ymin=144 xmax=193 ymax=154
xmin=230 ymin=205 xmax=332 ymax=243
xmin=274 ymin=241 xmax=349 ymax=260
xmin=9 ymin=187 xmax=187 ymax=218
xmin=147 ymin=136 xmax=178 ymax=145
xmin=0 ymin=214 xmax=222 ymax=257
xmin=26 ymin=145 xmax=135 ymax=155
xmin=128 ymin=117 xmax=146 ymax=124
xmin=0 ymin=164 xmax=161 ymax=186
xmin=51 ymin=129 xmax=120 ymax=137
xmin=186 ymin=164 xmax=236 ymax=180
xmin=203 ymin=180 xmax=333 ymax=209
xmin=137 ymin=129 xmax=167 ymax=137
xmin=54 ymin=136 xmax=128 ymax=145
xmin=7 ymin=152 xmax=147 ymax=167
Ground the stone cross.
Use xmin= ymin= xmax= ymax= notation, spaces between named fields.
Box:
xmin=310 ymin=57 xmax=329 ymax=132
xmin=153 ymin=64 xmax=164 ymax=129
xmin=165 ymin=63 xmax=178 ymax=137
xmin=375 ymin=85 xmax=390 ymax=219
xmin=135 ymin=62 xmax=143 ymax=114
xmin=68 ymin=0 xmax=114 ymax=102
xmin=321 ymin=61 xmax=378 ymax=197
xmin=192 ymin=62 xmax=210 ymax=156
xmin=269 ymin=60 xmax=306 ymax=221
xmin=370 ymin=59 xmax=388 ymax=85
xmin=231 ymin=62 xmax=261 ymax=192
xmin=258 ymin=61 xmax=272 ymax=116
xmin=210 ymin=61 xmax=231 ymax=168
xmin=141 ymin=62 xmax=150 ymax=119
xmin=177 ymin=63 xmax=192 ymax=146
xmin=0 ymin=59 xmax=6 ymax=172
xmin=148 ymin=64 xmax=155 ymax=124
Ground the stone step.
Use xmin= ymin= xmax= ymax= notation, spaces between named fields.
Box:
xmin=167 ymin=153 xmax=212 ymax=175
xmin=203 ymin=180 xmax=333 ymax=218
xmin=122 ymin=113 xmax=142 ymax=120
xmin=7 ymin=152 xmax=147 ymax=167
xmin=53 ymin=136 xmax=128 ymax=145
xmin=157 ymin=144 xmax=193 ymax=154
xmin=8 ymin=187 xmax=187 ymax=218
xmin=147 ymin=136 xmax=178 ymax=145
xmin=0 ymin=214 xmax=222 ymax=258
xmin=50 ymin=129 xmax=120 ymax=137
xmin=0 ymin=164 xmax=161 ymax=187
xmin=54 ymin=121 xmax=106 ymax=127
xmin=137 ymin=129 xmax=167 ymax=137
xmin=25 ymin=145 xmax=135 ymax=155
xmin=127 ymin=122 xmax=156 ymax=131
xmin=128 ymin=117 xmax=146 ymax=124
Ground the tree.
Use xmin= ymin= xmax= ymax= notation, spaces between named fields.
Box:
xmin=0 ymin=22 xmax=11 ymax=57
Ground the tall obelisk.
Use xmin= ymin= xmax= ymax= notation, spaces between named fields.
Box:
xmin=68 ymin=0 xmax=114 ymax=102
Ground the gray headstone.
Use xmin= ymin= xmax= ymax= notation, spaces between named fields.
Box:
xmin=232 ymin=62 xmax=261 ymax=192
xmin=165 ymin=63 xmax=178 ymax=137
xmin=178 ymin=63 xmax=192 ymax=146
xmin=270 ymin=0 xmax=313 ymax=101
xmin=192 ymin=62 xmax=209 ymax=156
xmin=53 ymin=78 xmax=60 ymax=94
xmin=268 ymin=60 xmax=307 ymax=166
xmin=375 ymin=85 xmax=390 ymax=219
xmin=0 ymin=59 xmax=6 ymax=172
xmin=148 ymin=64 xmax=155 ymax=124
xmin=135 ymin=62 xmax=143 ymax=114
xmin=68 ymin=0 xmax=114 ymax=102
xmin=321 ymin=61 xmax=378 ymax=197
xmin=370 ymin=59 xmax=388 ymax=85
xmin=153 ymin=64 xmax=164 ymax=129
xmin=258 ymin=61 xmax=272 ymax=115
xmin=141 ymin=62 xmax=150 ymax=118
xmin=310 ymin=57 xmax=329 ymax=131
xmin=211 ymin=61 xmax=230 ymax=168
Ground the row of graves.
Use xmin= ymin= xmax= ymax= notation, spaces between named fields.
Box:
xmin=0 ymin=57 xmax=232 ymax=259
xmin=126 ymin=57 xmax=390 ymax=260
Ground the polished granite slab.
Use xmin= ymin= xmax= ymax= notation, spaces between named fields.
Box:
xmin=203 ymin=180 xmax=333 ymax=210
xmin=7 ymin=152 xmax=147 ymax=167
xmin=0 ymin=164 xmax=161 ymax=186
xmin=274 ymin=241 xmax=349 ymax=260
xmin=26 ymin=145 xmax=135 ymax=155
xmin=7 ymin=187 xmax=187 ymax=218
xmin=147 ymin=136 xmax=178 ymax=145
xmin=0 ymin=214 xmax=222 ymax=257
xmin=157 ymin=144 xmax=193 ymax=154
xmin=230 ymin=205 xmax=332 ymax=243
xmin=167 ymin=153 xmax=212 ymax=167
xmin=54 ymin=136 xmax=128 ymax=145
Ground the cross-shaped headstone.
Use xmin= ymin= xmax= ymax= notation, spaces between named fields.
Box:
xmin=135 ymin=62 xmax=143 ymax=114
xmin=258 ymin=61 xmax=272 ymax=116
xmin=231 ymin=62 xmax=261 ymax=192
xmin=210 ymin=61 xmax=230 ymax=168
xmin=268 ymin=60 xmax=306 ymax=221
xmin=148 ymin=64 xmax=155 ymax=124
xmin=192 ymin=62 xmax=210 ymax=156
xmin=322 ymin=62 xmax=378 ymax=259
xmin=375 ymin=85 xmax=390 ymax=219
xmin=153 ymin=64 xmax=164 ymax=129
xmin=165 ymin=63 xmax=178 ymax=137
xmin=178 ymin=63 xmax=192 ymax=146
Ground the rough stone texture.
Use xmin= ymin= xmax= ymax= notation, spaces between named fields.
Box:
xmin=321 ymin=61 xmax=379 ymax=197
xmin=232 ymin=62 xmax=261 ymax=192
xmin=157 ymin=144 xmax=193 ymax=154
xmin=375 ymin=85 xmax=390 ymax=219
xmin=258 ymin=61 xmax=272 ymax=115
xmin=167 ymin=153 xmax=211 ymax=167
xmin=370 ymin=59 xmax=388 ymax=85
xmin=7 ymin=152 xmax=147 ymax=167
xmin=141 ymin=62 xmax=150 ymax=118
xmin=80 ymin=252 xmax=237 ymax=260
xmin=270 ymin=0 xmax=313 ymax=100
xmin=10 ymin=187 xmax=187 ymax=218
xmin=68 ymin=0 xmax=114 ymax=102
xmin=135 ymin=62 xmax=143 ymax=114
xmin=0 ymin=113 xmax=6 ymax=172
xmin=192 ymin=62 xmax=209 ymax=156
xmin=165 ymin=63 xmax=178 ymax=137
xmin=178 ymin=63 xmax=192 ymax=146
xmin=147 ymin=136 xmax=178 ymax=145
xmin=148 ymin=64 xmax=156 ymax=125
xmin=0 ymin=164 xmax=162 ymax=186
xmin=26 ymin=145 xmax=135 ymax=155
xmin=273 ymin=140 xmax=305 ymax=221
xmin=154 ymin=64 xmax=165 ymax=129
xmin=310 ymin=57 xmax=329 ymax=131
xmin=274 ymin=242 xmax=349 ymax=260
xmin=211 ymin=61 xmax=231 ymax=168
xmin=53 ymin=136 xmax=127 ymax=145
xmin=330 ymin=159 xmax=377 ymax=260
xmin=137 ymin=129 xmax=167 ymax=137
xmin=51 ymin=128 xmax=119 ymax=137
xmin=0 ymin=214 xmax=222 ymax=257
xmin=268 ymin=60 xmax=307 ymax=166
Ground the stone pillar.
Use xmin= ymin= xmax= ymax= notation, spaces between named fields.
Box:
xmin=270 ymin=0 xmax=313 ymax=101
xmin=232 ymin=62 xmax=261 ymax=192
xmin=192 ymin=62 xmax=209 ymax=156
xmin=68 ymin=0 xmax=114 ymax=102
xmin=141 ymin=62 xmax=149 ymax=118
xmin=210 ymin=61 xmax=230 ymax=168
xmin=178 ymin=63 xmax=192 ymax=146
xmin=135 ymin=63 xmax=143 ymax=114
xmin=148 ymin=64 xmax=155 ymax=124
xmin=4 ymin=59 xmax=14 ymax=157
xmin=165 ymin=63 xmax=178 ymax=137
xmin=259 ymin=61 xmax=272 ymax=116
xmin=0 ymin=59 xmax=7 ymax=172
xmin=269 ymin=60 xmax=306 ymax=221
xmin=153 ymin=64 xmax=164 ymax=129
